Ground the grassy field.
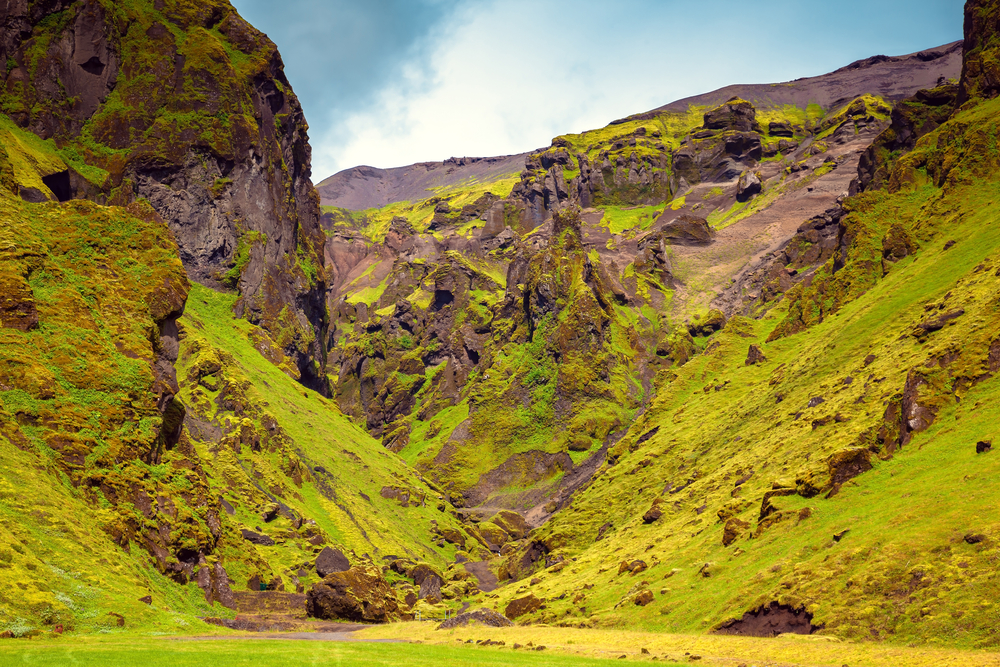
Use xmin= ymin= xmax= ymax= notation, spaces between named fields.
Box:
xmin=5 ymin=626 xmax=1000 ymax=666
xmin=0 ymin=633 xmax=674 ymax=667
xmin=360 ymin=623 xmax=1000 ymax=666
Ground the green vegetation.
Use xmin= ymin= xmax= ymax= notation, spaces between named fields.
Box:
xmin=180 ymin=283 xmax=464 ymax=567
xmin=222 ymin=230 xmax=266 ymax=287
xmin=600 ymin=205 xmax=662 ymax=235
xmin=0 ymin=188 xmax=209 ymax=631
xmin=5 ymin=0 xmax=1000 ymax=656
xmin=324 ymin=172 xmax=520 ymax=242
xmin=0 ymin=635 xmax=663 ymax=667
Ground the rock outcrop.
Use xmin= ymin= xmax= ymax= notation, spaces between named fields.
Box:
xmin=958 ymin=0 xmax=1000 ymax=103
xmin=306 ymin=567 xmax=403 ymax=623
xmin=0 ymin=0 xmax=329 ymax=392
xmin=670 ymin=98 xmax=764 ymax=193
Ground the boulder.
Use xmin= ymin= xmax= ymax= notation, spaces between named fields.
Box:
xmin=687 ymin=309 xmax=727 ymax=336
xmin=477 ymin=522 xmax=510 ymax=551
xmin=737 ymin=170 xmax=762 ymax=202
xmin=768 ymin=121 xmax=795 ymax=137
xmin=977 ymin=440 xmax=993 ymax=454
xmin=723 ymin=517 xmax=750 ymax=547
xmin=660 ymin=214 xmax=714 ymax=246
xmin=409 ymin=563 xmax=444 ymax=587
xmin=240 ymin=529 xmax=274 ymax=546
xmin=777 ymin=139 xmax=799 ymax=153
xmin=315 ymin=547 xmax=351 ymax=577
xmin=745 ymin=344 xmax=767 ymax=366
xmin=306 ymin=566 xmax=402 ymax=623
xmin=619 ymin=559 xmax=648 ymax=575
xmin=439 ymin=527 xmax=467 ymax=549
xmin=642 ymin=502 xmax=663 ymax=524
xmin=489 ymin=510 xmax=531 ymax=540
xmin=505 ymin=594 xmax=542 ymax=619
xmin=703 ymin=98 xmax=759 ymax=133
xmin=913 ymin=309 xmax=964 ymax=339
xmin=634 ymin=590 xmax=654 ymax=606
xmin=419 ymin=574 xmax=443 ymax=603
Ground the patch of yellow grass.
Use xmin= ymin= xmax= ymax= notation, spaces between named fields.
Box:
xmin=358 ymin=622 xmax=1000 ymax=666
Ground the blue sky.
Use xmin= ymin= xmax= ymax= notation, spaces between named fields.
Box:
xmin=231 ymin=0 xmax=965 ymax=179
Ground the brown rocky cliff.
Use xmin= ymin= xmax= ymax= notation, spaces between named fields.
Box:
xmin=959 ymin=0 xmax=1000 ymax=103
xmin=0 ymin=0 xmax=329 ymax=392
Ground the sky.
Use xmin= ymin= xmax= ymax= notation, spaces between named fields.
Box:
xmin=231 ymin=0 xmax=966 ymax=180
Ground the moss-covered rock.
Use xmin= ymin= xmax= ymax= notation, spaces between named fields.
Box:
xmin=0 ymin=0 xmax=330 ymax=393
xmin=306 ymin=566 xmax=402 ymax=623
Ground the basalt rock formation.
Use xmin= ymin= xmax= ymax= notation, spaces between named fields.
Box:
xmin=477 ymin=1 xmax=1000 ymax=645
xmin=0 ymin=0 xmax=329 ymax=392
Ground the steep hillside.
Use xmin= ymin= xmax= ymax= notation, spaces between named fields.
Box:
xmin=316 ymin=45 xmax=961 ymax=522
xmin=0 ymin=2 xmax=500 ymax=636
xmin=3 ymin=0 xmax=1000 ymax=650
xmin=649 ymin=41 xmax=963 ymax=115
xmin=0 ymin=109 xmax=493 ymax=633
xmin=476 ymin=6 xmax=1000 ymax=647
xmin=0 ymin=0 xmax=328 ymax=391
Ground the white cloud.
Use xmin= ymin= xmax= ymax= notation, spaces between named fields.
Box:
xmin=308 ymin=0 xmax=964 ymax=178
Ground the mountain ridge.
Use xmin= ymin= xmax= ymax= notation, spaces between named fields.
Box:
xmin=319 ymin=40 xmax=962 ymax=214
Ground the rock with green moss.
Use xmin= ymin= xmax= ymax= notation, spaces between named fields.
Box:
xmin=306 ymin=566 xmax=402 ymax=623
xmin=1 ymin=0 xmax=329 ymax=392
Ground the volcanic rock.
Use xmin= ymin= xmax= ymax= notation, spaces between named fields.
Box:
xmin=745 ymin=344 xmax=767 ymax=366
xmin=737 ymin=170 xmax=762 ymax=202
xmin=306 ymin=566 xmax=402 ymax=623
xmin=688 ymin=309 xmax=727 ymax=336
xmin=715 ymin=602 xmax=817 ymax=637
xmin=660 ymin=215 xmax=714 ymax=246
xmin=768 ymin=121 xmax=795 ymax=137
xmin=240 ymin=529 xmax=274 ymax=546
xmin=315 ymin=547 xmax=351 ymax=577
xmin=722 ymin=517 xmax=750 ymax=547
xmin=634 ymin=590 xmax=654 ymax=606
xmin=437 ymin=608 xmax=514 ymax=629
xmin=642 ymin=501 xmax=663 ymax=524
xmin=505 ymin=594 xmax=542 ymax=619
xmin=703 ymin=98 xmax=759 ymax=132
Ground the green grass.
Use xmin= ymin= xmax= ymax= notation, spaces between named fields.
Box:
xmin=0 ymin=636 xmax=660 ymax=667
xmin=600 ymin=205 xmax=662 ymax=235
xmin=180 ymin=284 xmax=464 ymax=567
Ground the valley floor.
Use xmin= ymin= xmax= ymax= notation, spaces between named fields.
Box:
xmin=4 ymin=626 xmax=1000 ymax=667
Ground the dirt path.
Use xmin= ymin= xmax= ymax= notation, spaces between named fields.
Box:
xmin=669 ymin=132 xmax=872 ymax=316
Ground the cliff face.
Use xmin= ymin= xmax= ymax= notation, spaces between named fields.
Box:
xmin=960 ymin=0 xmax=1000 ymax=103
xmin=0 ymin=0 xmax=328 ymax=392
xmin=0 ymin=5 xmax=468 ymax=628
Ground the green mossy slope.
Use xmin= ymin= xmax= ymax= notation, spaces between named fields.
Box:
xmin=178 ymin=283 xmax=469 ymax=574
xmin=0 ymin=114 xmax=466 ymax=635
xmin=486 ymin=96 xmax=1000 ymax=648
